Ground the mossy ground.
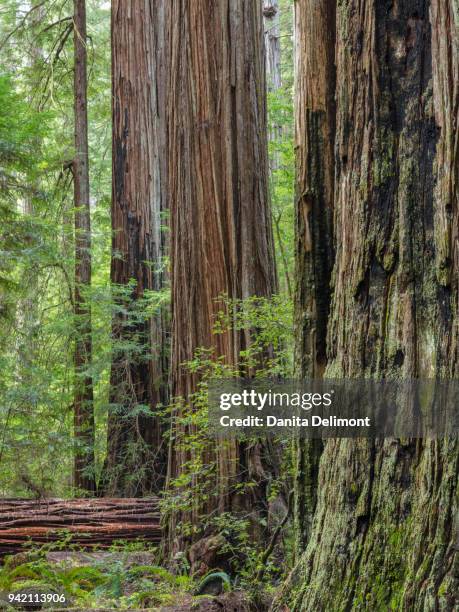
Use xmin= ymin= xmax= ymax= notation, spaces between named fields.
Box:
xmin=0 ymin=549 xmax=260 ymax=611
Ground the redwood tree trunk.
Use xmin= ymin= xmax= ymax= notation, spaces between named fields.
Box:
xmin=73 ymin=0 xmax=95 ymax=494
xmin=167 ymin=0 xmax=277 ymax=549
xmin=104 ymin=0 xmax=168 ymax=496
xmin=275 ymin=0 xmax=459 ymax=609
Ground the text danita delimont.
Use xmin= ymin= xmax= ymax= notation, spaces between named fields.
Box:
xmin=218 ymin=389 xmax=371 ymax=428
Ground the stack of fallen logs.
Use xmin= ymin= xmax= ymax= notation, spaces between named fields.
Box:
xmin=0 ymin=497 xmax=161 ymax=557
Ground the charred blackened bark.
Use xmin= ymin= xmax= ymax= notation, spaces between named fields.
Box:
xmin=293 ymin=0 xmax=335 ymax=379
xmin=275 ymin=0 xmax=459 ymax=609
xmin=292 ymin=0 xmax=336 ymax=553
xmin=167 ymin=0 xmax=278 ymax=552
xmin=73 ymin=0 xmax=95 ymax=494
xmin=103 ymin=0 xmax=168 ymax=497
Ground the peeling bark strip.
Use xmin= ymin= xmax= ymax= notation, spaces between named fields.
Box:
xmin=73 ymin=0 xmax=95 ymax=494
xmin=104 ymin=0 xmax=168 ymax=496
xmin=167 ymin=0 xmax=277 ymax=547
xmin=275 ymin=0 xmax=459 ymax=609
xmin=431 ymin=0 xmax=459 ymax=289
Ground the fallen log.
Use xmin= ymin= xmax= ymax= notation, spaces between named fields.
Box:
xmin=0 ymin=498 xmax=161 ymax=557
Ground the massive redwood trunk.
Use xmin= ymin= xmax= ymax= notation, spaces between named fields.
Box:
xmin=104 ymin=0 xmax=168 ymax=496
xmin=274 ymin=1 xmax=459 ymax=609
xmin=167 ymin=0 xmax=277 ymax=549
xmin=73 ymin=0 xmax=95 ymax=494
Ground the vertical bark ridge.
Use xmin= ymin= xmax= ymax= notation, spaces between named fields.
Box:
xmin=293 ymin=0 xmax=336 ymax=378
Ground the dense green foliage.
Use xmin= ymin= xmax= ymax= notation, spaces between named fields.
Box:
xmin=0 ymin=1 xmax=112 ymax=496
xmin=0 ymin=541 xmax=195 ymax=610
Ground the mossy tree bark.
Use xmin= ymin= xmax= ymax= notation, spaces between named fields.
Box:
xmin=276 ymin=0 xmax=459 ymax=609
xmin=167 ymin=0 xmax=278 ymax=551
xmin=104 ymin=0 xmax=168 ymax=496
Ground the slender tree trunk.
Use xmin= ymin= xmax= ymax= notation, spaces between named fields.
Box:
xmin=17 ymin=0 xmax=44 ymax=389
xmin=103 ymin=0 xmax=168 ymax=497
xmin=273 ymin=212 xmax=293 ymax=299
xmin=263 ymin=0 xmax=282 ymax=161
xmin=264 ymin=0 xmax=290 ymax=294
xmin=293 ymin=0 xmax=335 ymax=380
xmin=167 ymin=0 xmax=277 ymax=552
xmin=274 ymin=1 xmax=459 ymax=609
xmin=263 ymin=0 xmax=281 ymax=92
xmin=73 ymin=0 xmax=95 ymax=494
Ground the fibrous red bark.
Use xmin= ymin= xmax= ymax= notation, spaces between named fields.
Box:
xmin=167 ymin=0 xmax=277 ymax=550
xmin=104 ymin=0 xmax=168 ymax=496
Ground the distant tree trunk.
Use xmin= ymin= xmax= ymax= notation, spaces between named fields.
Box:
xmin=263 ymin=0 xmax=282 ymax=159
xmin=263 ymin=0 xmax=281 ymax=92
xmin=264 ymin=0 xmax=291 ymax=294
xmin=167 ymin=0 xmax=277 ymax=551
xmin=274 ymin=0 xmax=459 ymax=609
xmin=73 ymin=0 xmax=95 ymax=494
xmin=103 ymin=0 xmax=168 ymax=496
xmin=17 ymin=0 xmax=44 ymax=385
xmin=292 ymin=0 xmax=335 ymax=553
